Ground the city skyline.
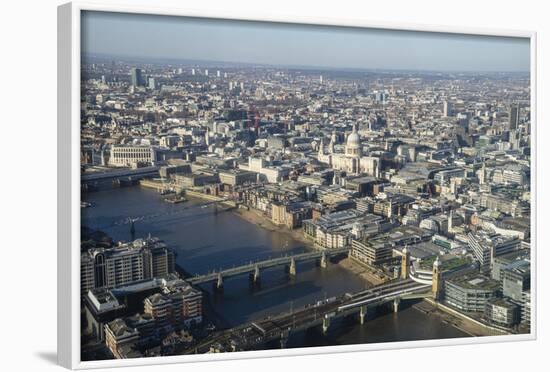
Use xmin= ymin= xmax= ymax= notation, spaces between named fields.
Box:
xmin=82 ymin=11 xmax=530 ymax=73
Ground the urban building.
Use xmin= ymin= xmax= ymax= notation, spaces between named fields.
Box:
xmin=485 ymin=298 xmax=520 ymax=327
xmin=130 ymin=67 xmax=144 ymax=87
xmin=501 ymin=260 xmax=530 ymax=302
xmin=84 ymin=288 xmax=127 ymax=341
xmin=81 ymin=237 xmax=175 ymax=291
xmin=109 ymin=145 xmax=155 ymax=167
xmin=144 ymin=280 xmax=203 ymax=331
xmin=105 ymin=318 xmax=141 ymax=359
xmin=522 ymin=290 xmax=531 ymax=328
xmin=443 ymin=100 xmax=453 ymax=117
xmin=444 ymin=274 xmax=500 ymax=312
xmin=509 ymin=104 xmax=520 ymax=130
xmin=491 ymin=249 xmax=530 ymax=281
xmin=350 ymin=239 xmax=393 ymax=266
xmin=468 ymin=231 xmax=521 ymax=273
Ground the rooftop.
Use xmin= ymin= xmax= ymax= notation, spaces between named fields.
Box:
xmin=447 ymin=274 xmax=500 ymax=291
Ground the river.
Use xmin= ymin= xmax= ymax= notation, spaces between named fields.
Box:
xmin=82 ymin=186 xmax=469 ymax=346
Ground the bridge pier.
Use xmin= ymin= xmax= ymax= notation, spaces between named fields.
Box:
xmin=359 ymin=306 xmax=367 ymax=325
xmin=320 ymin=251 xmax=328 ymax=269
xmin=393 ymin=298 xmax=400 ymax=313
xmin=215 ymin=273 xmax=223 ymax=291
xmin=289 ymin=257 xmax=296 ymax=276
xmin=249 ymin=264 xmax=261 ymax=284
xmin=322 ymin=316 xmax=331 ymax=334
xmin=280 ymin=332 xmax=288 ymax=349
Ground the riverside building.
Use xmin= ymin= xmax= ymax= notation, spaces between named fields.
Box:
xmin=81 ymin=237 xmax=176 ymax=292
xmin=350 ymin=239 xmax=393 ymax=266
xmin=109 ymin=145 xmax=156 ymax=167
xmin=444 ymin=274 xmax=500 ymax=313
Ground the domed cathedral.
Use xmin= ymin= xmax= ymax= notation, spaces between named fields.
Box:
xmin=345 ymin=124 xmax=362 ymax=174
xmin=345 ymin=124 xmax=362 ymax=158
xmin=317 ymin=124 xmax=381 ymax=177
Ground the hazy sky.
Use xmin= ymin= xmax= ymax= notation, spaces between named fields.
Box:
xmin=81 ymin=11 xmax=530 ymax=72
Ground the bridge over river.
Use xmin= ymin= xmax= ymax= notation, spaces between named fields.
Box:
xmin=187 ymin=247 xmax=350 ymax=288
xmin=186 ymin=279 xmax=431 ymax=353
xmin=111 ymin=196 xmax=234 ymax=227
xmin=81 ymin=166 xmax=160 ymax=190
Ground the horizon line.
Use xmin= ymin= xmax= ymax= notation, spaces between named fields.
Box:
xmin=81 ymin=52 xmax=531 ymax=75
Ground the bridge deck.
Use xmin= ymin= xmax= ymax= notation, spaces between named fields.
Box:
xmin=187 ymin=279 xmax=431 ymax=353
xmin=81 ymin=166 xmax=160 ymax=182
xmin=111 ymin=198 xmax=233 ymax=227
xmin=188 ymin=247 xmax=349 ymax=285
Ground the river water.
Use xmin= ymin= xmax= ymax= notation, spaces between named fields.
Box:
xmin=82 ymin=186 xmax=469 ymax=346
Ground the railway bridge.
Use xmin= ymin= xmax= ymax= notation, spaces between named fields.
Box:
xmin=81 ymin=166 xmax=160 ymax=190
xmin=187 ymin=279 xmax=431 ymax=353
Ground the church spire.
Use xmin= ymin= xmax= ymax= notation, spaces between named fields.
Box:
xmin=318 ymin=140 xmax=324 ymax=157
xmin=329 ymin=131 xmax=336 ymax=153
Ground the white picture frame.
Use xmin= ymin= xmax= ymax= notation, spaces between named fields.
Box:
xmin=58 ymin=1 xmax=537 ymax=369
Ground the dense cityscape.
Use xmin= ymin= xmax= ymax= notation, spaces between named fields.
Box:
xmin=79 ymin=58 xmax=531 ymax=360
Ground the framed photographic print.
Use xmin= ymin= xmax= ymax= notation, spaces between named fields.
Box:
xmin=58 ymin=1 xmax=536 ymax=369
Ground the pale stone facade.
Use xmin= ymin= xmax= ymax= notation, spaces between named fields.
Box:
xmin=317 ymin=125 xmax=380 ymax=177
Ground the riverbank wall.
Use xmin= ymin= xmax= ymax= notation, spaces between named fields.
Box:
xmin=414 ymin=298 xmax=510 ymax=337
xmin=139 ymin=178 xmax=169 ymax=192
xmin=184 ymin=189 xmax=237 ymax=208
xmin=338 ymin=257 xmax=389 ymax=286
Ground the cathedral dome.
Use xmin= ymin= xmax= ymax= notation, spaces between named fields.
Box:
xmin=345 ymin=124 xmax=362 ymax=159
xmin=346 ymin=125 xmax=361 ymax=149
xmin=347 ymin=131 xmax=360 ymax=148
